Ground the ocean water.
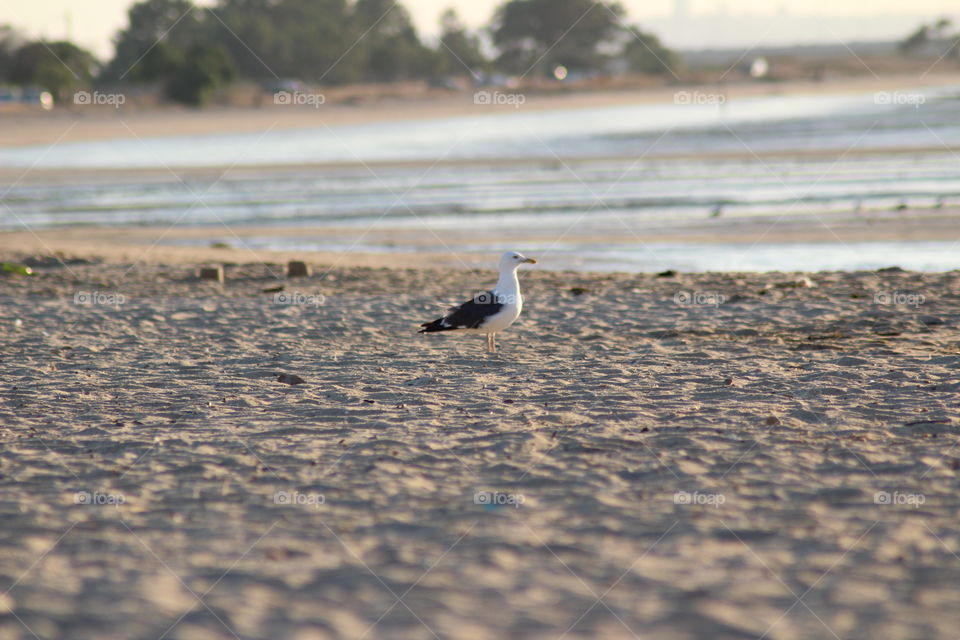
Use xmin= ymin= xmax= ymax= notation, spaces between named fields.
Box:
xmin=2 ymin=86 xmax=960 ymax=272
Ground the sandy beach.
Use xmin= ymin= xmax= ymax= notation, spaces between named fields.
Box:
xmin=1 ymin=253 xmax=959 ymax=639
xmin=3 ymin=67 xmax=960 ymax=638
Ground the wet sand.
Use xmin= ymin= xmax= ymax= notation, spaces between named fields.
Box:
xmin=2 ymin=203 xmax=960 ymax=272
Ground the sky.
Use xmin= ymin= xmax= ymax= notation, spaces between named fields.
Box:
xmin=2 ymin=0 xmax=958 ymax=60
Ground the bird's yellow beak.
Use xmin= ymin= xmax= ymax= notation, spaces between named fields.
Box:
xmin=523 ymin=258 xmax=537 ymax=264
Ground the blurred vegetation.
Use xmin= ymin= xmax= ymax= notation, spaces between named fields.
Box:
xmin=4 ymin=39 xmax=97 ymax=101
xmin=436 ymin=8 xmax=489 ymax=77
xmin=623 ymin=26 xmax=679 ymax=76
xmin=492 ymin=0 xmax=625 ymax=75
xmin=898 ymin=17 xmax=959 ymax=58
xmin=0 ymin=0 xmax=679 ymax=105
xmin=3 ymin=2 xmax=960 ymax=108
xmin=0 ymin=25 xmax=23 ymax=75
xmin=164 ymin=42 xmax=236 ymax=105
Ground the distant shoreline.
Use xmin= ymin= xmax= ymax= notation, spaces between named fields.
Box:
xmin=1 ymin=72 xmax=958 ymax=152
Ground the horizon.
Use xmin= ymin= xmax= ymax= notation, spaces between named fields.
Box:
xmin=1 ymin=0 xmax=958 ymax=62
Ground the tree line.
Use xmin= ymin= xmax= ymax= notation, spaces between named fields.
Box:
xmin=0 ymin=0 xmax=676 ymax=105
xmin=898 ymin=18 xmax=960 ymax=57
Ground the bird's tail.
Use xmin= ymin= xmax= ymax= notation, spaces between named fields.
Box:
xmin=418 ymin=318 xmax=452 ymax=333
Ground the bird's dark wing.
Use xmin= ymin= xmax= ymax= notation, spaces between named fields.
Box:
xmin=419 ymin=291 xmax=503 ymax=332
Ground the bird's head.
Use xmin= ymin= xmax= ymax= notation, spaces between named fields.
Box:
xmin=500 ymin=251 xmax=537 ymax=270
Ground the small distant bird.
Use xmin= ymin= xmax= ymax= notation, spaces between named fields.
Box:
xmin=419 ymin=251 xmax=537 ymax=353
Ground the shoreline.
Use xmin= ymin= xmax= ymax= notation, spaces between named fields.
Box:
xmin=3 ymin=205 xmax=960 ymax=272
xmin=1 ymin=72 xmax=958 ymax=152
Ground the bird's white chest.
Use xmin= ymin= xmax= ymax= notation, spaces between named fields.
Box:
xmin=478 ymin=294 xmax=522 ymax=333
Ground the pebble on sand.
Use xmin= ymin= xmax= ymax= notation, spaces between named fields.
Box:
xmin=199 ymin=265 xmax=225 ymax=283
xmin=287 ymin=261 xmax=312 ymax=278
xmin=277 ymin=373 xmax=306 ymax=385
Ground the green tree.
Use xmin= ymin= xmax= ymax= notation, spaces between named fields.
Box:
xmin=214 ymin=0 xmax=358 ymax=84
xmin=103 ymin=0 xmax=238 ymax=104
xmin=932 ymin=17 xmax=953 ymax=39
xmin=930 ymin=17 xmax=960 ymax=59
xmin=102 ymin=0 xmax=205 ymax=82
xmin=436 ymin=8 xmax=487 ymax=77
xmin=491 ymin=0 xmax=626 ymax=77
xmin=899 ymin=24 xmax=930 ymax=55
xmin=622 ymin=26 xmax=677 ymax=76
xmin=349 ymin=0 xmax=438 ymax=81
xmin=0 ymin=25 xmax=26 ymax=82
xmin=9 ymin=41 xmax=97 ymax=100
xmin=165 ymin=41 xmax=235 ymax=105
xmin=899 ymin=18 xmax=960 ymax=59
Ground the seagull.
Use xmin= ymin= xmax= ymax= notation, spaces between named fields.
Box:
xmin=419 ymin=251 xmax=537 ymax=352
